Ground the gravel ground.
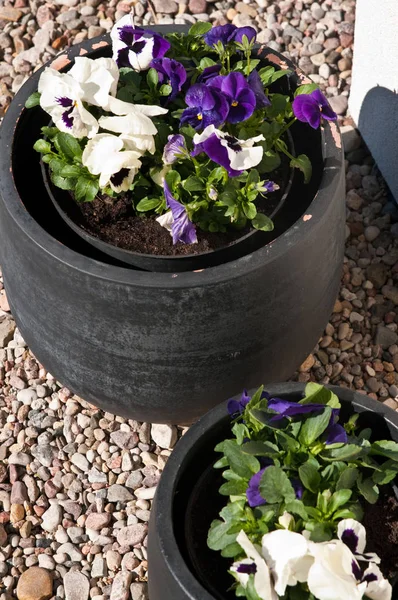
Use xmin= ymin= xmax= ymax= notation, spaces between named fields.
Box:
xmin=1 ymin=0 xmax=398 ymax=599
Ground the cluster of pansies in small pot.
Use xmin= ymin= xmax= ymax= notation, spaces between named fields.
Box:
xmin=208 ymin=384 xmax=398 ymax=600
xmin=27 ymin=17 xmax=338 ymax=245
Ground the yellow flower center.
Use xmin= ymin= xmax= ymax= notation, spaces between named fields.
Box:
xmin=197 ymin=113 xmax=203 ymax=120
xmin=231 ymin=100 xmax=238 ymax=107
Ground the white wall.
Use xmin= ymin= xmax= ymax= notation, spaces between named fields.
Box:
xmin=349 ymin=0 xmax=398 ymax=199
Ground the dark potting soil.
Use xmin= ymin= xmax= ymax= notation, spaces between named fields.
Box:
xmin=362 ymin=487 xmax=398 ymax=580
xmin=72 ymin=160 xmax=291 ymax=257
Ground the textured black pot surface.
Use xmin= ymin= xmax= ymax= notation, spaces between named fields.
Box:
xmin=147 ymin=384 xmax=398 ymax=600
xmin=0 ymin=34 xmax=345 ymax=423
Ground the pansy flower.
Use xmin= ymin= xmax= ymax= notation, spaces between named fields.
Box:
xmin=38 ymin=69 xmax=98 ymax=139
xmin=82 ymin=134 xmax=142 ymax=192
xmin=150 ymin=58 xmax=187 ymax=100
xmin=227 ymin=389 xmax=251 ymax=417
xmin=180 ymin=84 xmax=229 ymax=130
xmin=292 ymin=89 xmax=337 ymax=130
xmin=111 ymin=14 xmax=170 ymax=71
xmin=232 ymin=531 xmax=277 ymax=600
xmin=163 ymin=181 xmax=197 ymax=245
xmin=162 ymin=134 xmax=189 ymax=165
xmin=197 ymin=64 xmax=222 ymax=84
xmin=209 ymin=72 xmax=256 ymax=123
xmin=247 ymin=467 xmax=302 ymax=508
xmin=68 ymin=57 xmax=119 ymax=108
xmin=337 ymin=519 xmax=381 ymax=564
xmin=204 ymin=24 xmax=256 ymax=48
xmin=247 ymin=69 xmax=271 ymax=109
xmin=192 ymin=125 xmax=264 ymax=177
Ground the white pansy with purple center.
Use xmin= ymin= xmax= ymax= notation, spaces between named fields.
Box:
xmin=38 ymin=69 xmax=98 ymax=139
xmin=192 ymin=125 xmax=264 ymax=177
xmin=82 ymin=133 xmax=142 ymax=192
xmin=110 ymin=14 xmax=170 ymax=72
xmin=338 ymin=519 xmax=381 ymax=564
xmin=232 ymin=531 xmax=277 ymax=600
xmin=68 ymin=56 xmax=119 ymax=108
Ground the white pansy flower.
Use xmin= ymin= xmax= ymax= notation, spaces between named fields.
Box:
xmin=68 ymin=57 xmax=119 ymax=108
xmin=151 ymin=165 xmax=171 ymax=187
xmin=105 ymin=95 xmax=168 ymax=117
xmin=38 ymin=69 xmax=98 ymax=139
xmin=278 ymin=512 xmax=294 ymax=530
xmin=337 ymin=519 xmax=380 ymax=564
xmin=262 ymin=529 xmax=314 ymax=596
xmin=231 ymin=531 xmax=278 ymax=600
xmin=82 ymin=133 xmax=142 ymax=192
xmin=192 ymin=124 xmax=265 ymax=176
xmin=156 ymin=210 xmax=173 ymax=232
xmin=362 ymin=563 xmax=392 ymax=600
xmin=307 ymin=540 xmax=368 ymax=600
xmin=99 ymin=113 xmax=160 ymax=156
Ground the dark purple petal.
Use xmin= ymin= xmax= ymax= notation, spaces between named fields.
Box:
xmin=180 ymin=107 xmax=203 ymax=130
xmin=56 ymin=96 xmax=73 ymax=108
xmin=163 ymin=134 xmax=188 ymax=164
xmin=311 ymin=88 xmax=337 ymax=121
xmin=204 ymin=24 xmax=237 ymax=47
xmin=185 ymin=84 xmax=217 ymax=111
xmin=237 ymin=562 xmax=257 ymax=574
xmin=227 ymin=390 xmax=251 ymax=417
xmin=292 ymin=94 xmax=321 ymax=129
xmin=151 ymin=31 xmax=171 ymax=59
xmin=150 ymin=58 xmax=187 ymax=99
xmin=201 ymin=133 xmax=242 ymax=176
xmin=268 ymin=398 xmax=325 ymax=421
xmin=116 ymin=26 xmax=170 ymax=67
xmin=362 ymin=573 xmax=378 ymax=584
xmin=352 ymin=560 xmax=362 ymax=581
xmin=263 ymin=181 xmax=278 ymax=192
xmin=197 ymin=64 xmax=222 ymax=84
xmin=247 ymin=467 xmax=267 ymax=507
xmin=341 ymin=529 xmax=359 ymax=554
xmin=209 ymin=72 xmax=256 ymax=124
xmin=232 ymin=26 xmax=257 ymax=44
xmin=292 ymin=479 xmax=303 ymax=500
xmin=116 ymin=47 xmax=131 ymax=68
xmin=110 ymin=168 xmax=130 ymax=187
xmin=247 ymin=70 xmax=271 ymax=109
xmin=163 ymin=181 xmax=197 ymax=245
xmin=182 ymin=84 xmax=229 ymax=130
xmin=61 ymin=107 xmax=74 ymax=129
xmin=325 ymin=423 xmax=347 ymax=445
xmin=118 ymin=25 xmax=138 ymax=47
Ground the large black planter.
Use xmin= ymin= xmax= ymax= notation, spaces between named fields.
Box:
xmin=0 ymin=34 xmax=345 ymax=424
xmin=147 ymin=383 xmax=398 ymax=600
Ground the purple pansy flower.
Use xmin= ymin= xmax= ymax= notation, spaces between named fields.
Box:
xmin=197 ymin=64 xmax=222 ymax=84
xmin=267 ymin=397 xmax=327 ymax=422
xmin=247 ymin=466 xmax=302 ymax=508
xmin=111 ymin=14 xmax=170 ymax=71
xmin=162 ymin=134 xmax=189 ymax=165
xmin=192 ymin=125 xmax=264 ymax=177
xmin=325 ymin=422 xmax=347 ymax=445
xmin=204 ymin=24 xmax=256 ymax=47
xmin=150 ymin=57 xmax=187 ymax=100
xmin=292 ymin=89 xmax=337 ymax=130
xmin=163 ymin=181 xmax=197 ymax=245
xmin=209 ymin=72 xmax=256 ymax=123
xmin=180 ymin=84 xmax=229 ymax=130
xmin=247 ymin=70 xmax=271 ymax=109
xmin=227 ymin=389 xmax=251 ymax=417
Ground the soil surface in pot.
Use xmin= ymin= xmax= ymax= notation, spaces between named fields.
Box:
xmin=183 ymin=465 xmax=398 ymax=599
xmin=68 ymin=158 xmax=290 ymax=257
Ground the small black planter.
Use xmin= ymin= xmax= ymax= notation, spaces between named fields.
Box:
xmin=0 ymin=33 xmax=345 ymax=423
xmin=147 ymin=383 xmax=398 ymax=600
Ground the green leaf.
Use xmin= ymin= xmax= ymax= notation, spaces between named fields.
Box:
xmin=336 ymin=467 xmax=359 ymax=490
xmin=307 ymin=522 xmax=332 ymax=542
xmin=322 ymin=444 xmax=366 ymax=462
xmin=232 ymin=423 xmax=248 ymax=446
xmin=219 ymin=479 xmax=248 ymax=496
xmin=41 ymin=154 xmax=52 ymax=164
xmin=223 ymin=440 xmax=260 ymax=479
xmin=370 ymin=440 xmax=398 ymax=461
xmin=183 ymin=176 xmax=204 ymax=193
xmin=294 ymin=83 xmax=319 ymax=97
xmin=74 ymin=176 xmax=98 ymax=202
xmin=290 ymin=154 xmax=312 ymax=184
xmin=241 ymin=441 xmax=279 ymax=456
xmin=59 ymin=164 xmax=83 ymax=178
xmin=299 ymin=407 xmax=332 ymax=446
xmin=55 ymin=132 xmax=82 ymax=160
xmin=207 ymin=519 xmax=237 ymax=551
xmin=274 ymin=430 xmax=300 ymax=451
xmin=299 ymin=461 xmax=321 ymax=493
xmin=259 ymin=466 xmax=296 ymax=503
xmin=357 ymin=476 xmax=379 ymax=504
xmin=243 ymin=202 xmax=257 ymax=219
xmin=213 ymin=456 xmax=228 ymax=469
xmin=165 ymin=169 xmax=181 ymax=190
xmin=302 ymin=382 xmax=341 ymax=409
xmin=372 ymin=460 xmax=398 ymax=485
xmin=160 ymin=84 xmax=173 ymax=96
xmin=136 ymin=197 xmax=161 ymax=212
xmin=49 ymin=158 xmax=66 ymax=174
xmin=25 ymin=92 xmax=41 ymax=108
xmin=51 ymin=174 xmax=75 ymax=191
xmin=189 ymin=21 xmax=212 ymax=36
xmin=252 ymin=213 xmax=274 ymax=232
xmin=146 ymin=68 xmax=159 ymax=89
xmin=285 ymin=499 xmax=308 ymax=519
xmin=33 ymin=139 xmax=52 ymax=154
xmin=328 ymin=489 xmax=352 ymax=514
xmin=199 ymin=57 xmax=216 ymax=69
xmin=221 ymin=542 xmax=242 ymax=558
xmin=266 ymin=94 xmax=289 ymax=118
xmin=41 ymin=126 xmax=58 ymax=139
xmin=257 ymin=149 xmax=281 ymax=173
